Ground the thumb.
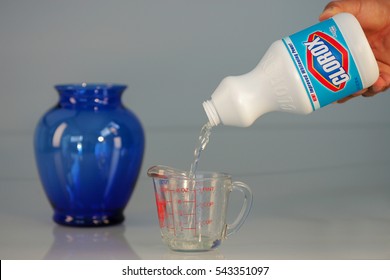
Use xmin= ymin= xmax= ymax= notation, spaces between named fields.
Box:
xmin=319 ymin=1 xmax=359 ymax=21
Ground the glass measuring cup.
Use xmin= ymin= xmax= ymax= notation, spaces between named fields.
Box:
xmin=147 ymin=165 xmax=253 ymax=251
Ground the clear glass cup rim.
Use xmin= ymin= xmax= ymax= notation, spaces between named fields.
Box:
xmin=147 ymin=165 xmax=232 ymax=181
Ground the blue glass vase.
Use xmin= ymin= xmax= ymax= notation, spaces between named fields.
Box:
xmin=34 ymin=84 xmax=145 ymax=227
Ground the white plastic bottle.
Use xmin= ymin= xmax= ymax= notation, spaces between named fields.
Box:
xmin=203 ymin=13 xmax=379 ymax=127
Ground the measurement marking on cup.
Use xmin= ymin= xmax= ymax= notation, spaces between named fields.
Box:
xmin=167 ymin=188 xmax=199 ymax=236
xmin=169 ymin=190 xmax=176 ymax=235
xmin=167 ymin=191 xmax=213 ymax=237
xmin=177 ymin=200 xmax=196 ymax=204
xmin=159 ymin=188 xmax=214 ymax=237
xmin=198 ymin=202 xmax=214 ymax=207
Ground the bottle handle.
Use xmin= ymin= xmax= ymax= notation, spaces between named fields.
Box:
xmin=225 ymin=181 xmax=253 ymax=238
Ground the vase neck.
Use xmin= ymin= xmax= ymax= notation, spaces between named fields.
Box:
xmin=55 ymin=84 xmax=126 ymax=109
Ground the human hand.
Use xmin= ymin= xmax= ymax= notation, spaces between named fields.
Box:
xmin=319 ymin=0 xmax=390 ymax=103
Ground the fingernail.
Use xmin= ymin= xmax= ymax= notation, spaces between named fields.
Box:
xmin=320 ymin=6 xmax=335 ymax=20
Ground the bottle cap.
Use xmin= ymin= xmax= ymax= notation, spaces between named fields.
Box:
xmin=202 ymin=100 xmax=221 ymax=127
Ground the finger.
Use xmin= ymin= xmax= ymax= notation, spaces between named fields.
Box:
xmin=319 ymin=1 xmax=342 ymax=21
xmin=371 ymin=83 xmax=387 ymax=94
xmin=371 ymin=62 xmax=390 ymax=93
xmin=336 ymin=96 xmax=355 ymax=103
xmin=336 ymin=94 xmax=358 ymax=103
xmin=319 ymin=0 xmax=360 ymax=21
xmin=336 ymin=90 xmax=366 ymax=103
xmin=362 ymin=90 xmax=379 ymax=97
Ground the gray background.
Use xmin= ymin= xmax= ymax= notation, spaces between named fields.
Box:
xmin=1 ymin=0 xmax=390 ymax=259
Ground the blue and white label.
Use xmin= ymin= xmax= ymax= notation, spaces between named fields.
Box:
xmin=282 ymin=18 xmax=363 ymax=110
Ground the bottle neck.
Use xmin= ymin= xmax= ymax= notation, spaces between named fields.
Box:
xmin=203 ymin=70 xmax=276 ymax=127
xmin=56 ymin=84 xmax=126 ymax=110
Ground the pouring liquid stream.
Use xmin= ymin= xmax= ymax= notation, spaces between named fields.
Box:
xmin=188 ymin=122 xmax=213 ymax=178
xmin=188 ymin=122 xmax=213 ymax=243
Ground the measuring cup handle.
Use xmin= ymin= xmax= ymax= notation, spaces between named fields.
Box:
xmin=226 ymin=181 xmax=253 ymax=238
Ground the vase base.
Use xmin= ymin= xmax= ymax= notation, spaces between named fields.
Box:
xmin=53 ymin=212 xmax=124 ymax=227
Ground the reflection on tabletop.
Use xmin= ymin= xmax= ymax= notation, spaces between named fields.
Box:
xmin=162 ymin=249 xmax=225 ymax=260
xmin=44 ymin=225 xmax=139 ymax=260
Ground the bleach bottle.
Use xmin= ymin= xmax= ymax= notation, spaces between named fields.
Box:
xmin=203 ymin=13 xmax=379 ymax=127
